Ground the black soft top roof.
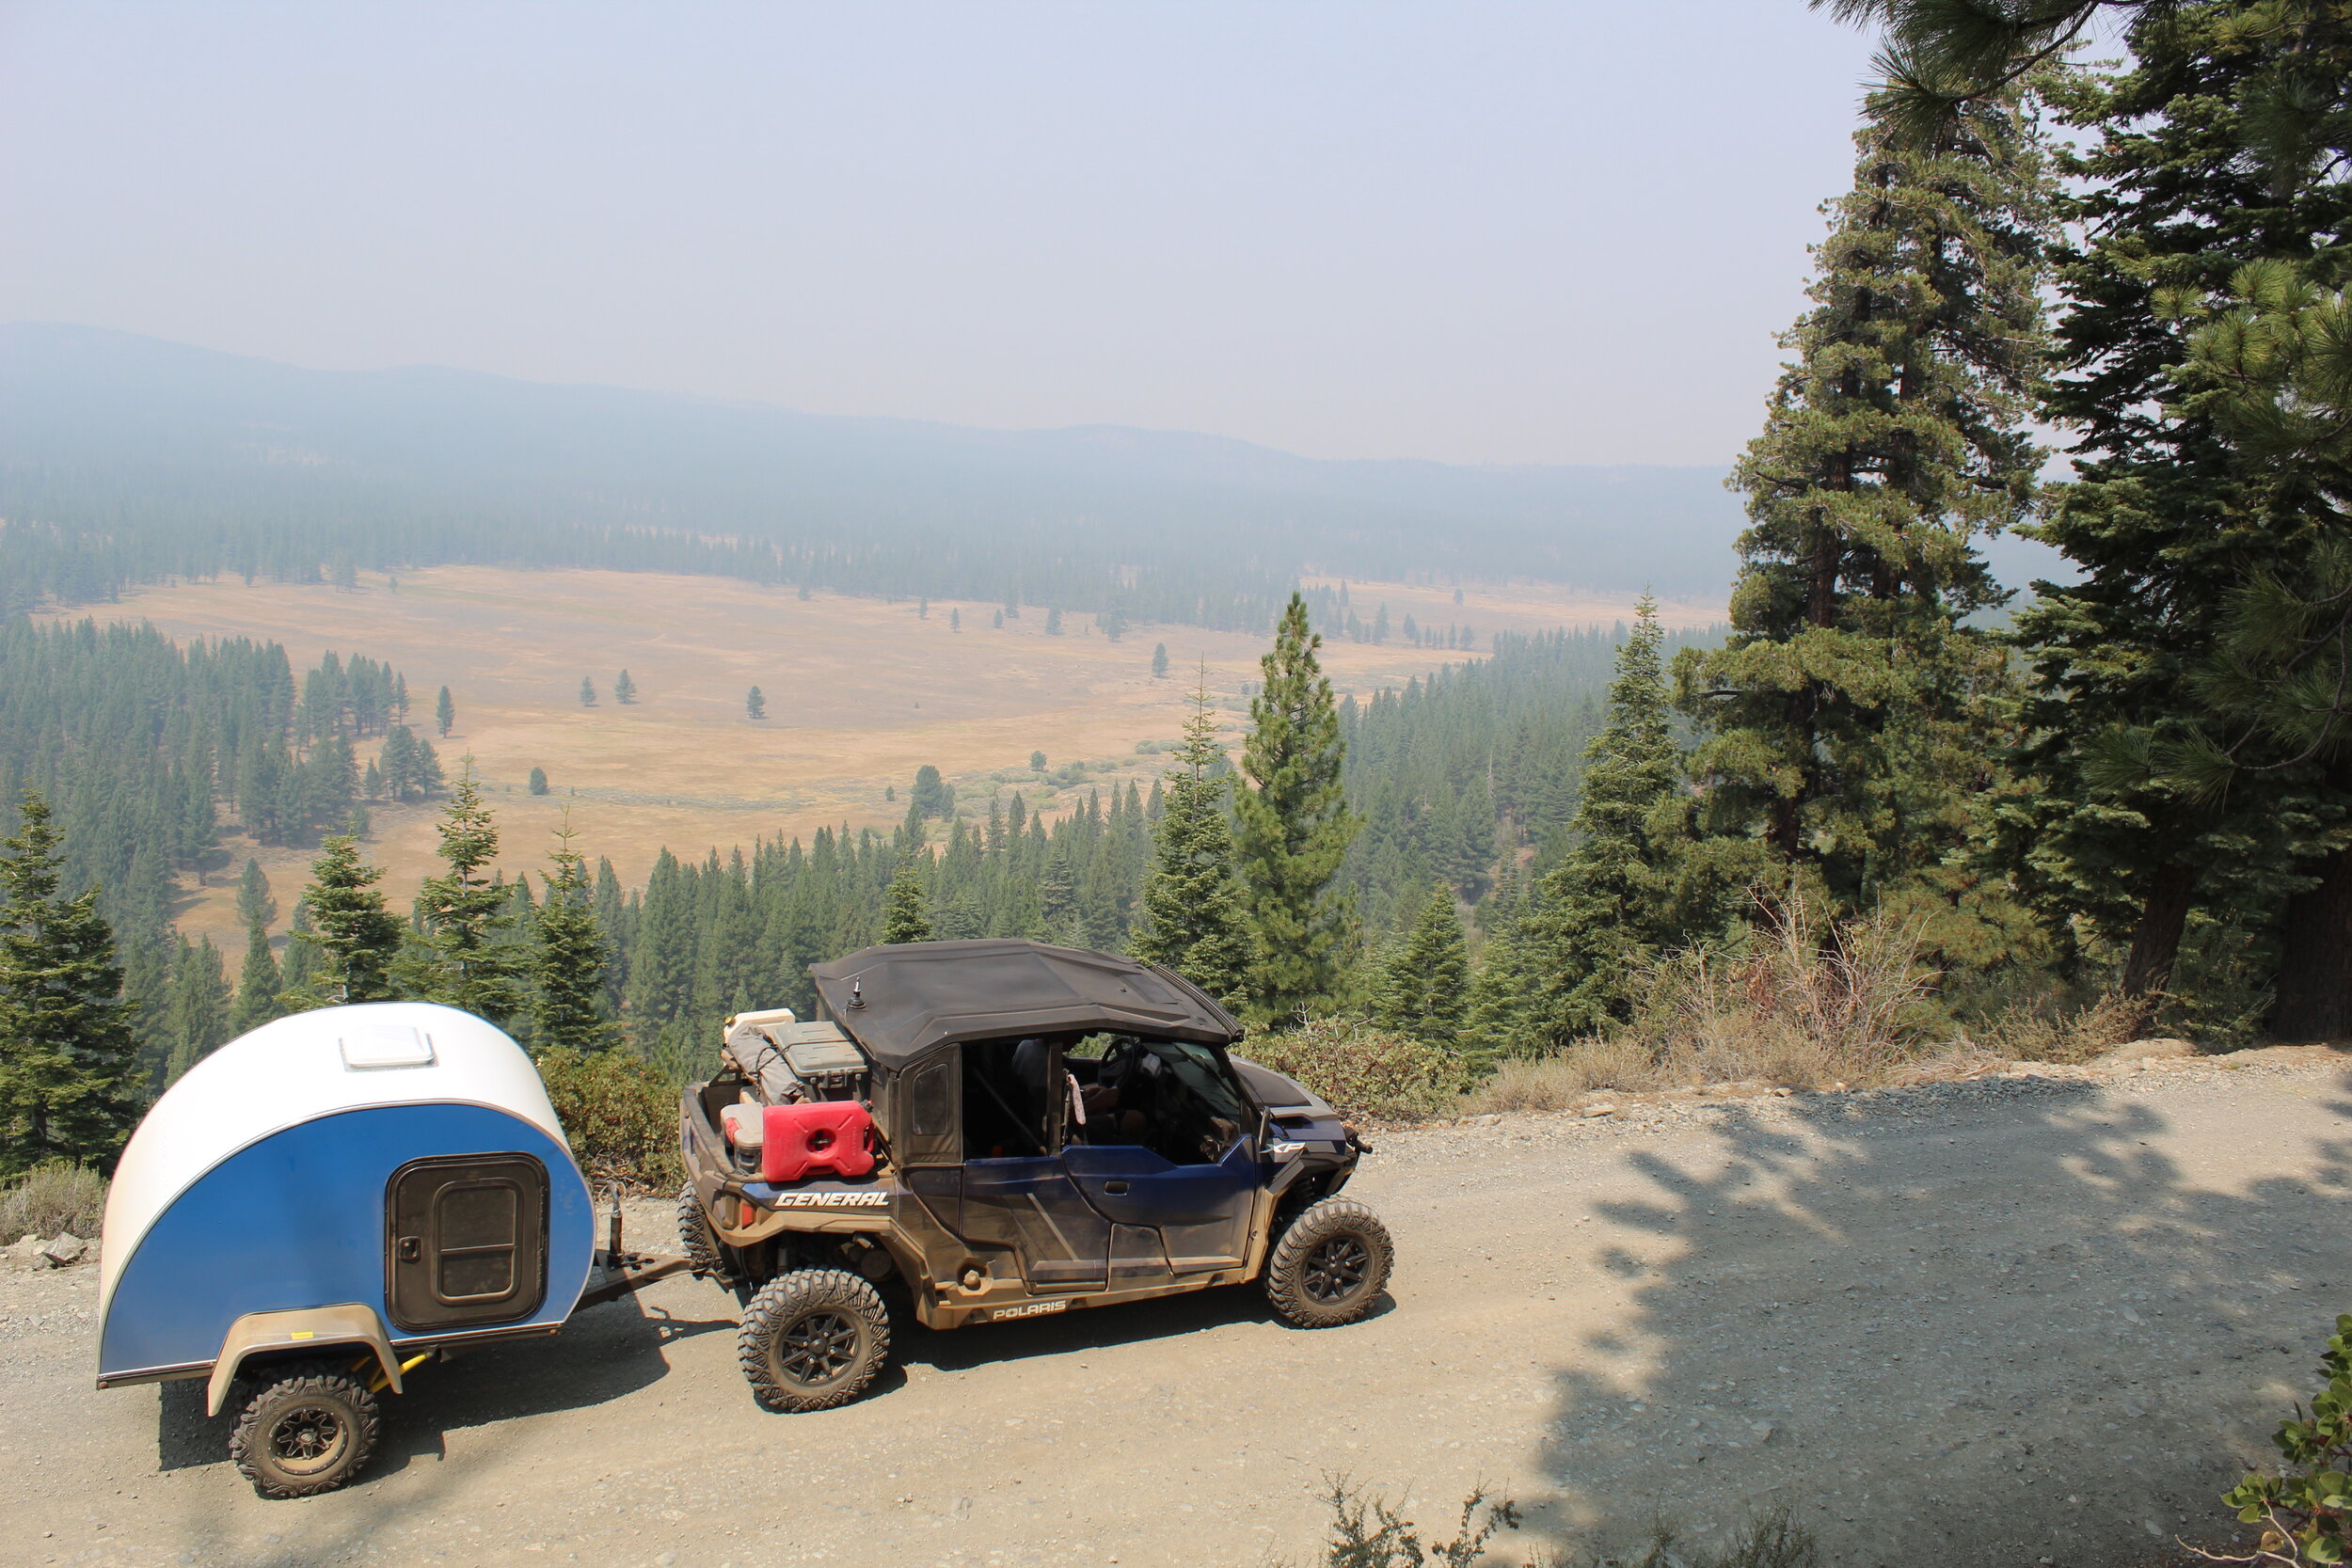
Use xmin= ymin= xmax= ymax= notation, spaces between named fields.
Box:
xmin=811 ymin=939 xmax=1243 ymax=1068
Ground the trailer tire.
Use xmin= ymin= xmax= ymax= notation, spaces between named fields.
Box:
xmin=739 ymin=1269 xmax=891 ymax=1413
xmin=678 ymin=1183 xmax=726 ymax=1279
xmin=229 ymin=1362 xmax=380 ymax=1499
xmin=1263 ymin=1197 xmax=1392 ymax=1328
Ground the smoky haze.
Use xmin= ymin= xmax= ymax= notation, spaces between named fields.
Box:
xmin=0 ymin=1 xmax=1880 ymax=468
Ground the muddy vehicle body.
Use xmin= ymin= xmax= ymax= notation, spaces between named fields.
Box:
xmin=678 ymin=939 xmax=1392 ymax=1410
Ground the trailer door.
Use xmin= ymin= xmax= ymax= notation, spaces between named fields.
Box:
xmin=386 ymin=1154 xmax=549 ymax=1333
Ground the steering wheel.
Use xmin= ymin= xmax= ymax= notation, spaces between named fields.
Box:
xmin=1099 ymin=1037 xmax=1148 ymax=1103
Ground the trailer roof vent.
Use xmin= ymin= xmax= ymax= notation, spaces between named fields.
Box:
xmin=340 ymin=1024 xmax=436 ymax=1071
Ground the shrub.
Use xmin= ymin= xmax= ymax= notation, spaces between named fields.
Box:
xmin=2219 ymin=1311 xmax=2352 ymax=1564
xmin=536 ymin=1046 xmax=685 ymax=1192
xmin=1279 ymin=1483 xmax=1818 ymax=1568
xmin=1241 ymin=1017 xmax=1473 ymax=1120
xmin=1583 ymin=1509 xmax=1819 ymax=1568
xmin=0 ymin=1160 xmax=106 ymax=1241
xmin=1978 ymin=989 xmax=2153 ymax=1065
xmin=1288 ymin=1479 xmax=1521 ymax=1568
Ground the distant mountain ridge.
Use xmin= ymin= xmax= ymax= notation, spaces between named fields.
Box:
xmin=0 ymin=322 xmax=1746 ymax=615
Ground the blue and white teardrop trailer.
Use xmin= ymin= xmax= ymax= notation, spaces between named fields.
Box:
xmin=97 ymin=1002 xmax=682 ymax=1497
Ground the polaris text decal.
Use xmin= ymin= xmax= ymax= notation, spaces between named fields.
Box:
xmin=983 ymin=1299 xmax=1070 ymax=1321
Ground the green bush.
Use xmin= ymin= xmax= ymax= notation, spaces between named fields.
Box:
xmin=2223 ymin=1311 xmax=2352 ymax=1564
xmin=0 ymin=1160 xmax=107 ymax=1241
xmin=535 ymin=1047 xmax=684 ymax=1192
xmin=1241 ymin=1017 xmax=1472 ymax=1121
xmin=1282 ymin=1483 xmax=1816 ymax=1568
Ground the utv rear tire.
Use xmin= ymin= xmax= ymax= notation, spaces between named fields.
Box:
xmin=229 ymin=1362 xmax=380 ymax=1498
xmin=1264 ymin=1198 xmax=1391 ymax=1328
xmin=678 ymin=1183 xmax=725 ymax=1279
xmin=739 ymin=1269 xmax=891 ymax=1412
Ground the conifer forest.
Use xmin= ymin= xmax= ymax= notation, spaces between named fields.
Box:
xmin=3 ymin=0 xmax=2349 ymax=1180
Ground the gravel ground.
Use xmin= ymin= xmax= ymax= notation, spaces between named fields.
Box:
xmin=1 ymin=1047 xmax=2345 ymax=1568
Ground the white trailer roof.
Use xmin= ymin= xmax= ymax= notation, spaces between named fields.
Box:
xmin=98 ymin=1003 xmax=569 ymax=1322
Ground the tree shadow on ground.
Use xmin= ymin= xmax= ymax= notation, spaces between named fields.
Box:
xmin=1527 ymin=1072 xmax=2352 ymax=1566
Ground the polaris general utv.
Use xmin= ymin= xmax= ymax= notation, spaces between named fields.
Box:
xmin=677 ymin=939 xmax=1392 ymax=1411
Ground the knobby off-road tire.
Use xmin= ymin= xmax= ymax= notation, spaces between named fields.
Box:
xmin=678 ymin=1182 xmax=725 ymax=1279
xmin=1263 ymin=1197 xmax=1392 ymax=1328
xmin=738 ymin=1269 xmax=892 ymax=1413
xmin=228 ymin=1362 xmax=381 ymax=1499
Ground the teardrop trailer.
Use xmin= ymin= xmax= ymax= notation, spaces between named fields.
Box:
xmin=678 ymin=940 xmax=1393 ymax=1412
xmin=94 ymin=1002 xmax=685 ymax=1497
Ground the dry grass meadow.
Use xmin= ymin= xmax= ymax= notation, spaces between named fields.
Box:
xmin=37 ymin=566 xmax=1720 ymax=954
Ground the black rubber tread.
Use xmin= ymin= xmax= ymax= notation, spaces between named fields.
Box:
xmin=738 ymin=1268 xmax=892 ymax=1413
xmin=228 ymin=1363 xmax=381 ymax=1499
xmin=678 ymin=1183 xmax=726 ymax=1279
xmin=1263 ymin=1197 xmax=1393 ymax=1328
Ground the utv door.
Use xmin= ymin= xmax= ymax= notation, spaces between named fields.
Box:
xmin=1062 ymin=1138 xmax=1256 ymax=1275
xmin=386 ymin=1154 xmax=548 ymax=1333
xmin=960 ymin=1159 xmax=1112 ymax=1291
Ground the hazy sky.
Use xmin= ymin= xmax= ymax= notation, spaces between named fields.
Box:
xmin=0 ymin=2 xmax=1885 ymax=467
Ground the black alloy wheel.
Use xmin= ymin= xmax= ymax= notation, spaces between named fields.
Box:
xmin=1302 ymin=1233 xmax=1374 ymax=1305
xmin=773 ymin=1308 xmax=860 ymax=1386
xmin=1264 ymin=1196 xmax=1393 ymax=1328
xmin=738 ymin=1268 xmax=893 ymax=1413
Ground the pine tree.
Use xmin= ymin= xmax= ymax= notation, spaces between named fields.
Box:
xmin=580 ymin=676 xmax=597 ymax=707
xmin=408 ymin=762 xmax=522 ymax=1021
xmin=1236 ymin=593 xmax=1360 ymax=1020
xmin=532 ymin=813 xmax=621 ymax=1052
xmin=165 ymin=935 xmax=231 ymax=1082
xmin=1373 ymin=886 xmax=1469 ymax=1045
xmin=294 ymin=834 xmax=404 ymax=1006
xmin=435 ymin=685 xmax=455 ymax=738
xmin=950 ymin=609 xmax=961 ymax=633
xmin=1046 ymin=609 xmax=1064 ymax=636
xmin=0 ymin=792 xmax=140 ymax=1174
xmin=1679 ymin=89 xmax=2049 ymax=920
xmin=1508 ymin=598 xmax=1701 ymax=1045
xmin=1152 ymin=642 xmax=1169 ymax=678
xmin=882 ymin=856 xmax=933 ymax=943
xmin=1994 ymin=8 xmax=2352 ymax=1010
xmin=746 ymin=686 xmax=767 ymax=721
xmin=614 ymin=669 xmax=637 ymax=705
xmin=528 ymin=766 xmax=549 ymax=796
xmin=235 ymin=857 xmax=277 ymax=930
xmin=229 ymin=919 xmax=284 ymax=1037
xmin=1133 ymin=679 xmax=1255 ymax=1010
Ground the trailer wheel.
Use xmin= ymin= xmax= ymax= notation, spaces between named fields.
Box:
xmin=678 ymin=1183 xmax=726 ymax=1280
xmin=738 ymin=1269 xmax=891 ymax=1413
xmin=1263 ymin=1197 xmax=1392 ymax=1328
xmin=229 ymin=1362 xmax=381 ymax=1499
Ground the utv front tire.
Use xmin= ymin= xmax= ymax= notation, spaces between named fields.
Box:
xmin=229 ymin=1363 xmax=380 ymax=1498
xmin=739 ymin=1269 xmax=891 ymax=1412
xmin=678 ymin=1183 xmax=725 ymax=1279
xmin=1264 ymin=1198 xmax=1392 ymax=1328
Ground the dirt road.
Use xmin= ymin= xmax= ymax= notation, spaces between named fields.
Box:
xmin=4 ymin=1053 xmax=2345 ymax=1568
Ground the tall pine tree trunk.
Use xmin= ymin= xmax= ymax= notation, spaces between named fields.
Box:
xmin=2121 ymin=861 xmax=2195 ymax=997
xmin=2271 ymin=843 xmax=2352 ymax=1040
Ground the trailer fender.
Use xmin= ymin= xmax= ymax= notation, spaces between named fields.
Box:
xmin=206 ymin=1304 xmax=400 ymax=1418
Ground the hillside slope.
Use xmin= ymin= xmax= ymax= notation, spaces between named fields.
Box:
xmin=0 ymin=322 xmax=1745 ymax=599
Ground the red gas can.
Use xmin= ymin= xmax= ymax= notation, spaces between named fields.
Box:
xmin=760 ymin=1101 xmax=877 ymax=1183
